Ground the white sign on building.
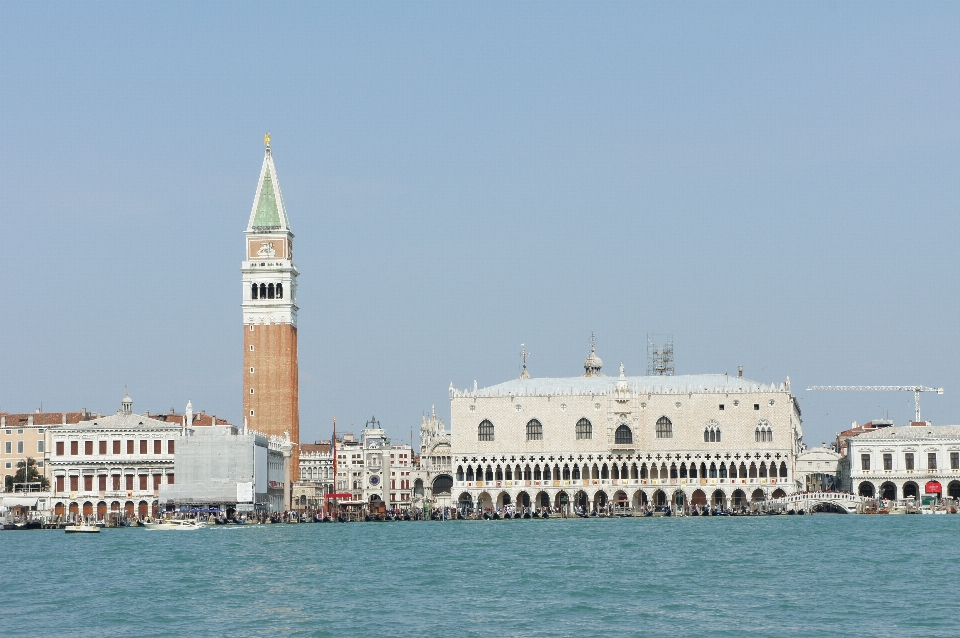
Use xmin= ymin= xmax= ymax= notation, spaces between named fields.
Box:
xmin=237 ymin=481 xmax=254 ymax=503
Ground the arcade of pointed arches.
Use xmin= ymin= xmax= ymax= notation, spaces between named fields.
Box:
xmin=455 ymin=486 xmax=788 ymax=513
xmin=455 ymin=455 xmax=788 ymax=485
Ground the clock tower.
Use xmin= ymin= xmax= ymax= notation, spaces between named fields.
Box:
xmin=242 ymin=136 xmax=300 ymax=485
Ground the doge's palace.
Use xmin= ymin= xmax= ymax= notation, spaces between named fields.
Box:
xmin=450 ymin=341 xmax=804 ymax=513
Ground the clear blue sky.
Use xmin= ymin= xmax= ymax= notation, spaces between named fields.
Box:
xmin=2 ymin=2 xmax=959 ymax=447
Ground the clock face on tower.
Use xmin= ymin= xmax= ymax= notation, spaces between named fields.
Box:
xmin=369 ymin=475 xmax=381 ymax=486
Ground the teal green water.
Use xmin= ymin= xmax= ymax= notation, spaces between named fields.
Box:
xmin=2 ymin=516 xmax=958 ymax=636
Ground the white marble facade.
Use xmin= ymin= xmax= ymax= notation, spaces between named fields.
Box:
xmin=450 ymin=348 xmax=804 ymax=512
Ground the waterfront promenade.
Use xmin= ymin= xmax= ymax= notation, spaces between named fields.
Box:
xmin=2 ymin=516 xmax=957 ymax=637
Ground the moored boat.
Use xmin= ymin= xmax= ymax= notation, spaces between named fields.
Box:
xmin=64 ymin=523 xmax=100 ymax=534
xmin=142 ymin=519 xmax=205 ymax=530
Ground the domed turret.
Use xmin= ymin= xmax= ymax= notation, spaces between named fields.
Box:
xmin=583 ymin=333 xmax=603 ymax=377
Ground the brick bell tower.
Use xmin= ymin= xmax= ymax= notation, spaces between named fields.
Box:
xmin=242 ymin=134 xmax=300 ymax=484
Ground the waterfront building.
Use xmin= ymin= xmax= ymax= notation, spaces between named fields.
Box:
xmin=413 ymin=406 xmax=453 ymax=507
xmin=795 ymin=445 xmax=842 ymax=491
xmin=242 ymin=136 xmax=301 ymax=492
xmin=449 ymin=342 xmax=804 ymax=513
xmin=841 ymin=424 xmax=960 ymax=501
xmin=334 ymin=418 xmax=415 ymax=509
xmin=294 ymin=441 xmax=334 ymax=510
xmin=0 ymin=411 xmax=89 ymax=489
xmin=159 ymin=423 xmax=290 ymax=514
xmin=47 ymin=395 xmax=184 ymax=520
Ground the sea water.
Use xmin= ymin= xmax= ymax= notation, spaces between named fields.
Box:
xmin=1 ymin=515 xmax=958 ymax=637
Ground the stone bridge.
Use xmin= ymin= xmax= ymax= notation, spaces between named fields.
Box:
xmin=770 ymin=492 xmax=865 ymax=513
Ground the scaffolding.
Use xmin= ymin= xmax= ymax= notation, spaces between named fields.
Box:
xmin=647 ymin=334 xmax=674 ymax=376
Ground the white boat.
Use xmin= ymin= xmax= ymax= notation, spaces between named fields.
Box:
xmin=142 ymin=519 xmax=205 ymax=530
xmin=64 ymin=523 xmax=100 ymax=534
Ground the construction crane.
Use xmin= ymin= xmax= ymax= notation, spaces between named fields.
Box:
xmin=806 ymin=386 xmax=944 ymax=422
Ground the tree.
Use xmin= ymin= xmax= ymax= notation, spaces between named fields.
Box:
xmin=4 ymin=457 xmax=49 ymax=492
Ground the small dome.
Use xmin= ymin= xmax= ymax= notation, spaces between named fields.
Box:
xmin=583 ymin=346 xmax=603 ymax=377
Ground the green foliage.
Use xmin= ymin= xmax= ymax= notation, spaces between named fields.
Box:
xmin=4 ymin=457 xmax=49 ymax=492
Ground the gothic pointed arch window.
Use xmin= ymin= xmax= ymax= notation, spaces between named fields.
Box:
xmin=576 ymin=418 xmax=592 ymax=440
xmin=656 ymin=416 xmax=673 ymax=439
xmin=526 ymin=419 xmax=543 ymax=441
xmin=251 ymin=283 xmax=259 ymax=299
xmin=756 ymin=419 xmax=772 ymax=442
xmin=477 ymin=420 xmax=494 ymax=441
xmin=615 ymin=424 xmax=633 ymax=444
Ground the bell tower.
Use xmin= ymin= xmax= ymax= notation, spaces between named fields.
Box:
xmin=242 ymin=135 xmax=300 ymax=483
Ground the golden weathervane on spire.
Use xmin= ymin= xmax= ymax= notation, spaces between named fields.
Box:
xmin=264 ymin=133 xmax=271 ymax=147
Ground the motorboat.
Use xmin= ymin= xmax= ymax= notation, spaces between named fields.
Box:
xmin=142 ymin=519 xmax=205 ymax=530
xmin=64 ymin=523 xmax=100 ymax=534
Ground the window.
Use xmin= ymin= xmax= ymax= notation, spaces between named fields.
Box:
xmin=56 ymin=476 xmax=64 ymax=492
xmin=166 ymin=473 xmax=174 ymax=485
xmin=719 ymin=404 xmax=724 ymax=411
xmin=860 ymin=454 xmax=870 ymax=471
xmin=168 ymin=440 xmax=175 ymax=454
xmin=754 ymin=404 xmax=760 ymax=410
xmin=615 ymin=424 xmax=633 ymax=444
xmin=125 ymin=475 xmax=133 ymax=490
xmin=56 ymin=441 xmax=63 ymax=456
xmin=250 ymin=367 xmax=254 ymax=373
xmin=905 ymin=453 xmax=914 ymax=470
xmin=37 ymin=440 xmax=44 ymax=453
xmin=250 ymin=388 xmax=255 ymax=394
xmin=154 ymin=440 xmax=161 ymax=454
xmin=153 ymin=474 xmax=162 ymax=490
xmin=928 ymin=453 xmax=937 ymax=470
xmin=71 ymin=441 xmax=78 ymax=455
xmin=260 ymin=283 xmax=266 ymax=299
xmin=16 ymin=441 xmax=23 ymax=454
xmin=112 ymin=475 xmax=120 ymax=490
xmin=477 ymin=420 xmax=494 ymax=441
xmin=251 ymin=283 xmax=259 ymax=299
xmin=138 ymin=475 xmax=147 ymax=490
xmin=139 ymin=440 xmax=147 ymax=454
xmin=756 ymin=420 xmax=772 ymax=442
xmin=952 ymin=452 xmax=959 ymax=470
xmin=83 ymin=440 xmax=91 ymax=455
xmin=526 ymin=419 xmax=543 ymax=441
xmin=250 ymin=345 xmax=254 ymax=351
xmin=99 ymin=441 xmax=107 ymax=454
xmin=883 ymin=454 xmax=892 ymax=471
xmin=113 ymin=440 xmax=120 ymax=454
xmin=4 ymin=441 xmax=10 ymax=454
xmin=98 ymin=475 xmax=107 ymax=491
xmin=250 ymin=410 xmax=255 ymax=416
xmin=277 ymin=283 xmax=283 ymax=298
xmin=576 ymin=418 xmax=592 ymax=440
xmin=655 ymin=416 xmax=673 ymax=439
xmin=70 ymin=476 xmax=78 ymax=491
xmin=704 ymin=421 xmax=721 ymax=442
xmin=126 ymin=440 xmax=134 ymax=454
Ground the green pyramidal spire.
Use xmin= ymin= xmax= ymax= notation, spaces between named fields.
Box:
xmin=247 ymin=139 xmax=290 ymax=233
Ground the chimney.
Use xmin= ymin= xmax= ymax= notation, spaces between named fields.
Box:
xmin=738 ymin=366 xmax=743 ymax=378
xmin=62 ymin=413 xmax=67 ymax=425
xmin=1 ymin=416 xmax=5 ymax=427
xmin=28 ymin=415 xmax=34 ymax=426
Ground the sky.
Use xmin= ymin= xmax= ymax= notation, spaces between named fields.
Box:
xmin=1 ymin=2 xmax=959 ymax=447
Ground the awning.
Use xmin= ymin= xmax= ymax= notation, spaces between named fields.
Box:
xmin=1 ymin=496 xmax=40 ymax=508
xmin=925 ymin=481 xmax=942 ymax=494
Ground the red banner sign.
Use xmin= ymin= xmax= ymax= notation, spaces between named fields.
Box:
xmin=925 ymin=481 xmax=942 ymax=494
